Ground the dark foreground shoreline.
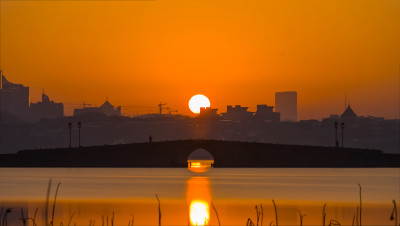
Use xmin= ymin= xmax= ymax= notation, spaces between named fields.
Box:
xmin=0 ymin=140 xmax=398 ymax=167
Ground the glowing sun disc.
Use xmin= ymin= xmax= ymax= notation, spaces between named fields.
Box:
xmin=189 ymin=95 xmax=210 ymax=114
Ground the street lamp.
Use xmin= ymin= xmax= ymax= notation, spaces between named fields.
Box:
xmin=78 ymin=121 xmax=82 ymax=148
xmin=334 ymin=122 xmax=339 ymax=148
xmin=68 ymin=122 xmax=72 ymax=148
xmin=341 ymin=122 xmax=345 ymax=149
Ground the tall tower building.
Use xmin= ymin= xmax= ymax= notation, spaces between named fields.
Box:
xmin=275 ymin=91 xmax=297 ymax=122
xmin=0 ymin=73 xmax=30 ymax=121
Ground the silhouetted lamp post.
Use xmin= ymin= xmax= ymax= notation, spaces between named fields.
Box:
xmin=78 ymin=121 xmax=82 ymax=147
xmin=341 ymin=122 xmax=345 ymax=149
xmin=334 ymin=122 xmax=339 ymax=148
xmin=68 ymin=122 xmax=72 ymax=148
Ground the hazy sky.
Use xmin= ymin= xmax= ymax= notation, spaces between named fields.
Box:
xmin=1 ymin=0 xmax=399 ymax=119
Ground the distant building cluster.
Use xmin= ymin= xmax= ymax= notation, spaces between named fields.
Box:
xmin=30 ymin=93 xmax=64 ymax=121
xmin=0 ymin=73 xmax=124 ymax=122
xmin=1 ymin=73 xmax=370 ymax=126
xmin=0 ymin=74 xmax=398 ymax=155
xmin=0 ymin=73 xmax=299 ymax=123
xmin=73 ymin=100 xmax=121 ymax=117
xmin=198 ymin=91 xmax=297 ymax=122
xmin=0 ymin=73 xmax=64 ymax=122
xmin=206 ymin=104 xmax=281 ymax=122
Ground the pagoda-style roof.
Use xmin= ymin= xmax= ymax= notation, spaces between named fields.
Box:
xmin=100 ymin=100 xmax=114 ymax=110
xmin=341 ymin=105 xmax=358 ymax=120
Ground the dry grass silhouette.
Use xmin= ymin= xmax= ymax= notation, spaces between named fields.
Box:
xmin=0 ymin=182 xmax=398 ymax=226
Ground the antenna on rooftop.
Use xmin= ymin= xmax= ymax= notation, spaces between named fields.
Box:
xmin=344 ymin=90 xmax=347 ymax=110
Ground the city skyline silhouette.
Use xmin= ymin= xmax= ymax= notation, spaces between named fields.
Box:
xmin=0 ymin=0 xmax=398 ymax=120
xmin=0 ymin=2 xmax=399 ymax=225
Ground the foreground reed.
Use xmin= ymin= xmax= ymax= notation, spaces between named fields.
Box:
xmin=1 ymin=182 xmax=399 ymax=226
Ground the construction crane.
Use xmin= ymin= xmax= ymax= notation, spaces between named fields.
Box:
xmin=166 ymin=107 xmax=178 ymax=115
xmin=158 ymin=102 xmax=168 ymax=115
xmin=64 ymin=102 xmax=93 ymax=108
xmin=120 ymin=105 xmax=157 ymax=116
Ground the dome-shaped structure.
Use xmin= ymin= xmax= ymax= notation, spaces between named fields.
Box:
xmin=188 ymin=148 xmax=214 ymax=161
xmin=187 ymin=148 xmax=214 ymax=172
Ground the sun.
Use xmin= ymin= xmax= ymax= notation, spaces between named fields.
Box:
xmin=189 ymin=95 xmax=210 ymax=114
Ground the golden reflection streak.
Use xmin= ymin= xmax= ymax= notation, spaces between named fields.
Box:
xmin=188 ymin=161 xmax=211 ymax=173
xmin=189 ymin=200 xmax=209 ymax=226
xmin=186 ymin=177 xmax=211 ymax=226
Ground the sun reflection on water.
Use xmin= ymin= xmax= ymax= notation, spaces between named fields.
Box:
xmin=189 ymin=200 xmax=209 ymax=226
xmin=186 ymin=177 xmax=211 ymax=226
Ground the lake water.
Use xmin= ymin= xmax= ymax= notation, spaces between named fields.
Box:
xmin=0 ymin=168 xmax=399 ymax=226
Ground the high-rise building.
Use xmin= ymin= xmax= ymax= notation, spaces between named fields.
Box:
xmin=255 ymin=104 xmax=280 ymax=121
xmin=199 ymin=107 xmax=218 ymax=118
xmin=275 ymin=91 xmax=297 ymax=122
xmin=221 ymin=105 xmax=253 ymax=122
xmin=30 ymin=92 xmax=64 ymax=121
xmin=0 ymin=73 xmax=30 ymax=121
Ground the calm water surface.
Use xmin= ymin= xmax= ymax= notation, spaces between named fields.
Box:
xmin=0 ymin=168 xmax=399 ymax=226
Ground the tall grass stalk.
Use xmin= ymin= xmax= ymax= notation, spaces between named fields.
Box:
xmin=20 ymin=208 xmax=26 ymax=226
xmin=322 ymin=203 xmax=326 ymax=226
xmin=51 ymin=182 xmax=61 ymax=226
xmin=31 ymin=207 xmax=38 ymax=226
xmin=390 ymin=200 xmax=398 ymax=226
xmin=156 ymin=194 xmax=161 ymax=226
xmin=355 ymin=206 xmax=359 ymax=226
xmin=2 ymin=208 xmax=12 ymax=226
xmin=255 ymin=205 xmax=260 ymax=226
xmin=357 ymin=183 xmax=362 ymax=226
xmin=211 ymin=202 xmax=221 ymax=226
xmin=329 ymin=219 xmax=341 ymax=226
xmin=0 ymin=207 xmax=3 ymax=226
xmin=272 ymin=200 xmax=278 ymax=226
xmin=67 ymin=212 xmax=75 ymax=226
xmin=246 ymin=218 xmax=254 ymax=226
xmin=297 ymin=210 xmax=306 ymax=226
xmin=45 ymin=179 xmax=52 ymax=226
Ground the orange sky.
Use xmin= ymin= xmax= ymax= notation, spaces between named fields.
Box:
xmin=1 ymin=0 xmax=399 ymax=119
